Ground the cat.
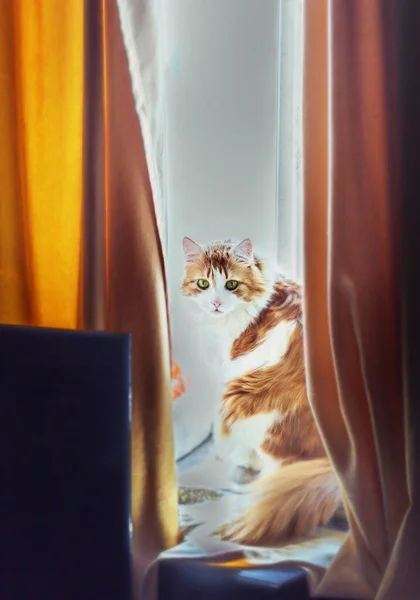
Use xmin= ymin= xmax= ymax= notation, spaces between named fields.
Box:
xmin=180 ymin=236 xmax=343 ymax=545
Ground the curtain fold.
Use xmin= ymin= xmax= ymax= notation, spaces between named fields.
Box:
xmin=303 ymin=0 xmax=420 ymax=597
xmin=0 ymin=0 xmax=177 ymax=595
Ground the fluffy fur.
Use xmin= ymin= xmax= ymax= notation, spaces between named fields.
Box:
xmin=181 ymin=237 xmax=342 ymax=545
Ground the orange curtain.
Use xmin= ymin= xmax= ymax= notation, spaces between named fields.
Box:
xmin=0 ymin=0 xmax=177 ymax=594
xmin=0 ymin=1 xmax=84 ymax=327
xmin=303 ymin=1 xmax=420 ymax=597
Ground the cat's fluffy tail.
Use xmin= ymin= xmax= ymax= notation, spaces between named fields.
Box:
xmin=222 ymin=458 xmax=342 ymax=545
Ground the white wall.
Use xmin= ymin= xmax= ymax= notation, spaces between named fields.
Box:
xmin=161 ymin=0 xmax=281 ymax=456
xmin=163 ymin=0 xmax=280 ymax=284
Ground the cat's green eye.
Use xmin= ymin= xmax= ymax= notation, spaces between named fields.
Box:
xmin=197 ymin=279 xmax=209 ymax=290
xmin=226 ymin=280 xmax=239 ymax=291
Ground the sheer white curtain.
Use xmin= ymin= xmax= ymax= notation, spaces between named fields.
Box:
xmin=118 ymin=0 xmax=168 ymax=249
xmin=118 ymin=0 xmax=304 ymax=288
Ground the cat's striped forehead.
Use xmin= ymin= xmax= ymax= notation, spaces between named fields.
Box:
xmin=203 ymin=240 xmax=237 ymax=278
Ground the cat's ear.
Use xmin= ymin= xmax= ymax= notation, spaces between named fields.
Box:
xmin=233 ymin=238 xmax=253 ymax=262
xmin=183 ymin=237 xmax=203 ymax=263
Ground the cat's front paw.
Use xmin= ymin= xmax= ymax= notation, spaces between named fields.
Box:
xmin=230 ymin=446 xmax=263 ymax=473
xmin=230 ymin=466 xmax=260 ymax=486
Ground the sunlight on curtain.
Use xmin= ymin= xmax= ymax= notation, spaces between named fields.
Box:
xmin=0 ymin=1 xmax=84 ymax=328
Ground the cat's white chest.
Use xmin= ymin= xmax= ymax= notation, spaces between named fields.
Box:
xmin=214 ymin=320 xmax=296 ymax=473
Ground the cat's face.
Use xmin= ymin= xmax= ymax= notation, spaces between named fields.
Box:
xmin=181 ymin=238 xmax=268 ymax=318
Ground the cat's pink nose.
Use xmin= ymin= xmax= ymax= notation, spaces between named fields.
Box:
xmin=212 ymin=299 xmax=222 ymax=309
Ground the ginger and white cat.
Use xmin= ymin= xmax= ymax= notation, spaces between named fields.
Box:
xmin=181 ymin=236 xmax=343 ymax=545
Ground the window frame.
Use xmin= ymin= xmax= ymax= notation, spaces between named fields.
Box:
xmin=275 ymin=0 xmax=304 ymax=280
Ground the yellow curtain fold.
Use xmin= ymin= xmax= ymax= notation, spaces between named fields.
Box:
xmin=0 ymin=1 xmax=84 ymax=327
xmin=0 ymin=0 xmax=177 ymax=594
